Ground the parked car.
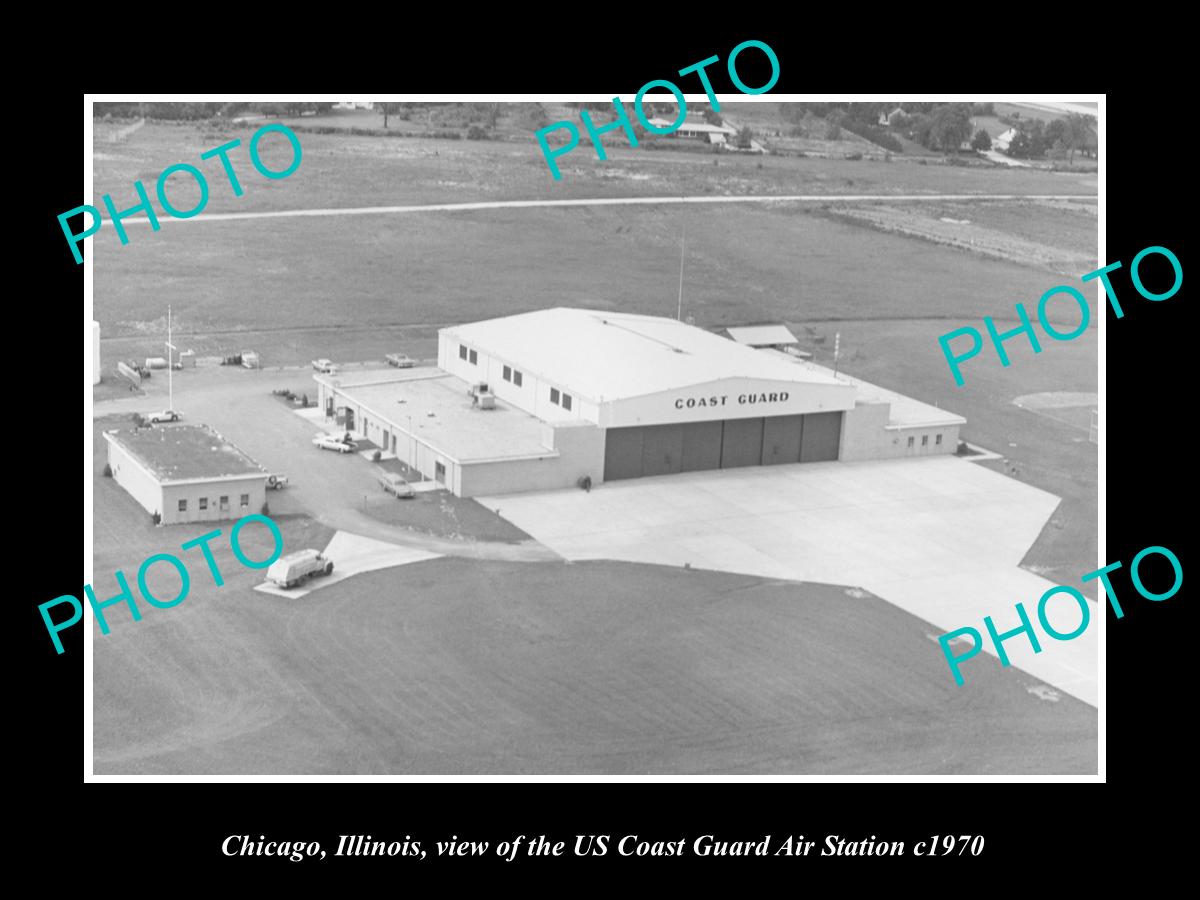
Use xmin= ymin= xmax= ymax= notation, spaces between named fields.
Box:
xmin=266 ymin=549 xmax=333 ymax=589
xmin=376 ymin=471 xmax=415 ymax=499
xmin=148 ymin=409 xmax=182 ymax=424
xmin=266 ymin=474 xmax=289 ymax=491
xmin=312 ymin=358 xmax=337 ymax=374
xmin=386 ymin=353 xmax=417 ymax=368
xmin=312 ymin=433 xmax=357 ymax=453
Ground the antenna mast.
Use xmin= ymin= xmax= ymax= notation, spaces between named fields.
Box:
xmin=676 ymin=216 xmax=686 ymax=321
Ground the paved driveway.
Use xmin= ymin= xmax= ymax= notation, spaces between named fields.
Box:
xmin=479 ymin=457 xmax=1097 ymax=706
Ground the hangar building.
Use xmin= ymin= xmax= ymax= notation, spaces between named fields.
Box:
xmin=314 ymin=308 xmax=964 ymax=497
xmin=104 ymin=424 xmax=270 ymax=524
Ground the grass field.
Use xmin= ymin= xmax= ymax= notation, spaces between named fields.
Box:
xmin=93 ymin=555 xmax=1095 ymax=774
xmin=90 ymin=121 xmax=1095 ymax=222
xmin=94 ymin=200 xmax=1097 ymax=350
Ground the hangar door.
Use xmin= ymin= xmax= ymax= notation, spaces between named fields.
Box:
xmin=604 ymin=412 xmax=842 ymax=481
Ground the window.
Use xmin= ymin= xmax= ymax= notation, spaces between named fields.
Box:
xmin=562 ymin=393 xmax=572 ymax=411
xmin=219 ymin=496 xmax=229 ymax=510
xmin=503 ymin=365 xmax=512 ymax=382
xmin=907 ymin=436 xmax=914 ymax=448
xmin=936 ymin=434 xmax=943 ymax=445
xmin=469 ymin=349 xmax=478 ymax=364
xmin=199 ymin=498 xmax=208 ymax=511
xmin=513 ymin=370 xmax=523 ymax=387
xmin=550 ymin=387 xmax=560 ymax=405
xmin=240 ymin=493 xmax=250 ymax=507
xmin=921 ymin=435 xmax=929 ymax=447
xmin=435 ymin=461 xmax=446 ymax=483
xmin=178 ymin=499 xmax=187 ymax=512
xmin=458 ymin=344 xmax=468 ymax=360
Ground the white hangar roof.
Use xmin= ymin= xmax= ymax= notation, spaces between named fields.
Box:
xmin=443 ymin=308 xmax=845 ymax=403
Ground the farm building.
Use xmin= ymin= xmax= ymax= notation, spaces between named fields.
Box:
xmin=313 ymin=309 xmax=965 ymax=498
xmin=648 ymin=117 xmax=737 ymax=144
xmin=104 ymin=424 xmax=270 ymax=525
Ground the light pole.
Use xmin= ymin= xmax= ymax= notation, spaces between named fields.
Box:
xmin=407 ymin=414 xmax=415 ymax=476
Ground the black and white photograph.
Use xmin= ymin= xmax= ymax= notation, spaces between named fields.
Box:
xmin=79 ymin=94 xmax=1102 ymax=777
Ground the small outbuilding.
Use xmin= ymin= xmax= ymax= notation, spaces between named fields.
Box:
xmin=104 ymin=424 xmax=270 ymax=524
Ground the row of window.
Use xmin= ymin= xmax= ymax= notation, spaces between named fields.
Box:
xmin=178 ymin=494 xmax=250 ymax=513
xmin=907 ymin=434 xmax=943 ymax=448
xmin=458 ymin=344 xmax=572 ymax=411
xmin=549 ymin=387 xmax=572 ymax=411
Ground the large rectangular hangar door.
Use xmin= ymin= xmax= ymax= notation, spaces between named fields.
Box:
xmin=604 ymin=427 xmax=644 ymax=481
xmin=641 ymin=424 xmax=684 ymax=477
xmin=762 ymin=415 xmax=804 ymax=465
xmin=720 ymin=417 xmax=764 ymax=469
xmin=799 ymin=411 xmax=843 ymax=462
xmin=680 ymin=421 xmax=723 ymax=472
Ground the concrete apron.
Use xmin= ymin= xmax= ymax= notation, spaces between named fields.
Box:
xmin=478 ymin=456 xmax=1097 ymax=707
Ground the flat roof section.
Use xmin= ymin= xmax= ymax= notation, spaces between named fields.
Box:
xmin=444 ymin=308 xmax=845 ymax=404
xmin=726 ymin=325 xmax=798 ymax=346
xmin=105 ymin=424 xmax=268 ymax=482
xmin=760 ymin=350 xmax=966 ymax=429
xmin=331 ymin=371 xmax=557 ymax=463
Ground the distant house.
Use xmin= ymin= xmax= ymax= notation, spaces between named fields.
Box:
xmin=649 ymin=117 xmax=737 ymax=143
xmin=333 ymin=101 xmax=375 ymax=110
xmin=993 ymin=128 xmax=1018 ymax=151
xmin=877 ymin=107 xmax=905 ymax=127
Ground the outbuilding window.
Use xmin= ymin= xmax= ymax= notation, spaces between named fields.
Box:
xmin=922 ymin=435 xmax=929 ymax=447
xmin=458 ymin=344 xmax=468 ymax=360
xmin=199 ymin=498 xmax=208 ymax=511
xmin=469 ymin=349 xmax=478 ymax=364
xmin=178 ymin=499 xmax=187 ymax=512
xmin=562 ymin=393 xmax=572 ymax=411
xmin=503 ymin=365 xmax=512 ymax=382
xmin=240 ymin=493 xmax=250 ymax=507
xmin=550 ymin=387 xmax=560 ymax=405
xmin=513 ymin=370 xmax=523 ymax=387
xmin=907 ymin=436 xmax=914 ymax=448
xmin=220 ymin=496 xmax=229 ymax=510
xmin=936 ymin=434 xmax=943 ymax=445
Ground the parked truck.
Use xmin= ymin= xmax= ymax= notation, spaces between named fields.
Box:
xmin=266 ymin=549 xmax=334 ymax=589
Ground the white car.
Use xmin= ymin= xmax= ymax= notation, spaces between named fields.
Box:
xmin=312 ymin=359 xmax=337 ymax=374
xmin=312 ymin=433 xmax=357 ymax=453
xmin=386 ymin=353 xmax=416 ymax=368
xmin=148 ymin=409 xmax=182 ymax=424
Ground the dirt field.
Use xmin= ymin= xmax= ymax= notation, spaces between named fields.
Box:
xmin=821 ymin=198 xmax=1097 ymax=275
xmin=93 ymin=556 xmax=1095 ymax=774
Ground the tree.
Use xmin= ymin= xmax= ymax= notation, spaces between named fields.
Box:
xmin=702 ymin=107 xmax=723 ymax=127
xmin=734 ymin=126 xmax=754 ymax=149
xmin=928 ymin=104 xmax=973 ymax=152
xmin=376 ymin=102 xmax=402 ymax=129
xmin=1063 ymin=113 xmax=1095 ymax=164
xmin=970 ymin=128 xmax=992 ymax=152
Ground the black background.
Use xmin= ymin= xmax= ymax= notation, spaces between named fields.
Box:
xmin=23 ymin=26 xmax=1187 ymax=885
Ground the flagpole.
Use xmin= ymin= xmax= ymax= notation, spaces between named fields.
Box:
xmin=167 ymin=305 xmax=173 ymax=411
